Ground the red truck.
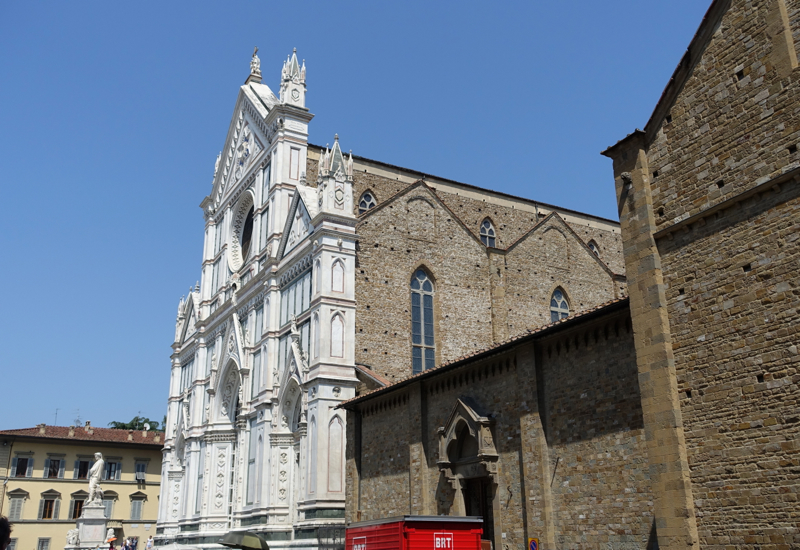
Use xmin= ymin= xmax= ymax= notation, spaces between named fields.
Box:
xmin=346 ymin=516 xmax=484 ymax=550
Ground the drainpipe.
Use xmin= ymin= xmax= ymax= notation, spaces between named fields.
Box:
xmin=0 ymin=438 xmax=13 ymax=516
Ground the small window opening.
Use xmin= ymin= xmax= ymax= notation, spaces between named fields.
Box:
xmin=652 ymin=170 xmax=659 ymax=178
xmin=788 ymin=144 xmax=797 ymax=154
xmin=716 ymin=180 xmax=725 ymax=189
xmin=665 ymin=114 xmax=672 ymax=124
xmin=743 ymin=263 xmax=752 ymax=273
xmin=479 ymin=219 xmax=496 ymax=247
xmin=240 ymin=206 xmax=254 ymax=260
xmin=678 ymin=288 xmax=685 ymax=296
xmin=657 ymin=207 xmax=665 ymax=217
xmin=685 ymin=389 xmax=692 ymax=398
xmin=549 ymin=288 xmax=569 ymax=323
xmin=736 ymin=69 xmax=745 ymax=81
xmin=359 ymin=192 xmax=376 ymax=214
xmin=757 ymin=373 xmax=764 ymax=383
xmin=587 ymin=241 xmax=600 ymax=256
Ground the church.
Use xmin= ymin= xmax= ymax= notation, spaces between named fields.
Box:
xmin=342 ymin=0 xmax=800 ymax=549
xmin=155 ymin=47 xmax=625 ymax=548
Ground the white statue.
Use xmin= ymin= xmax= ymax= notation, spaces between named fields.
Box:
xmin=66 ymin=529 xmax=80 ymax=546
xmin=86 ymin=452 xmax=105 ymax=503
xmin=250 ymin=47 xmax=261 ymax=75
xmin=106 ymin=528 xmax=115 ymax=542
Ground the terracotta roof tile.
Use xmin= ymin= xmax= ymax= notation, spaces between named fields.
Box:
xmin=338 ymin=297 xmax=630 ymax=408
xmin=0 ymin=425 xmax=164 ymax=446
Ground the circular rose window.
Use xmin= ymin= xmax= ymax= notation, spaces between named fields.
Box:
xmin=228 ymin=191 xmax=255 ymax=272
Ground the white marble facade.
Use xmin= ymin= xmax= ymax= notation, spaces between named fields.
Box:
xmin=157 ymin=50 xmax=358 ymax=549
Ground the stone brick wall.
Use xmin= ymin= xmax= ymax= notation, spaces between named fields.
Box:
xmin=345 ymin=303 xmax=654 ymax=550
xmin=660 ymin=183 xmax=800 ymax=546
xmin=354 ymin=184 xmax=495 ymax=381
xmin=538 ymin=316 xmax=653 ymax=548
xmin=646 ymin=0 xmax=800 ymax=231
xmin=603 ymin=2 xmax=800 ymax=548
xmin=503 ymin=216 xmax=621 ymax=336
xmin=354 ymin=183 xmax=623 ymax=382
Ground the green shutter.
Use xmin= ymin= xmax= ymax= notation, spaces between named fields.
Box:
xmin=53 ymin=499 xmax=60 ymax=520
xmin=43 ymin=459 xmax=50 ymax=478
xmin=10 ymin=458 xmax=17 ymax=476
xmin=58 ymin=460 xmax=65 ymax=479
xmin=37 ymin=499 xmax=45 ymax=520
xmin=25 ymin=458 xmax=33 ymax=477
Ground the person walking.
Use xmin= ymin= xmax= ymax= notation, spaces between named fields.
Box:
xmin=145 ymin=536 xmax=153 ymax=550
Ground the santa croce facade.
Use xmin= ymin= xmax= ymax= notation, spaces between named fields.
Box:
xmin=343 ymin=0 xmax=800 ymax=549
xmin=157 ymin=49 xmax=626 ymax=549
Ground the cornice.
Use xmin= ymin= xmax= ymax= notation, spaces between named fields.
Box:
xmin=277 ymin=254 xmax=313 ymax=287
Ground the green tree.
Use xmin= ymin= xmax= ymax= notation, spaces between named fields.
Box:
xmin=108 ymin=416 xmax=160 ymax=431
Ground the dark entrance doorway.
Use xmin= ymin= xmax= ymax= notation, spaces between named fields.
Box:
xmin=463 ymin=477 xmax=494 ymax=545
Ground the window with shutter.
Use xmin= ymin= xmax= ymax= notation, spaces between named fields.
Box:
xmin=37 ymin=539 xmax=50 ymax=550
xmin=8 ymin=539 xmax=16 ymax=550
xmin=14 ymin=457 xmax=31 ymax=477
xmin=39 ymin=499 xmax=55 ymax=520
xmin=8 ymin=498 xmax=23 ymax=520
xmin=70 ymin=499 xmax=84 ymax=519
xmin=130 ymin=499 xmax=143 ymax=520
xmin=46 ymin=459 xmax=61 ymax=479
xmin=76 ymin=460 xmax=90 ymax=480
xmin=103 ymin=499 xmax=114 ymax=519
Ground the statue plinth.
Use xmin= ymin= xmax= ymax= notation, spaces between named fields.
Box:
xmin=74 ymin=501 xmax=109 ymax=549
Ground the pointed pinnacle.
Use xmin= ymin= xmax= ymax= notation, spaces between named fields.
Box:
xmin=334 ymin=134 xmax=339 ymax=141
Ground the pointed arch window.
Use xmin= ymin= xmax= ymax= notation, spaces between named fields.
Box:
xmin=411 ymin=269 xmax=435 ymax=374
xmin=588 ymin=240 xmax=600 ymax=256
xmin=550 ymin=288 xmax=570 ymax=322
xmin=480 ymin=219 xmax=496 ymax=247
xmin=358 ymin=192 xmax=376 ymax=214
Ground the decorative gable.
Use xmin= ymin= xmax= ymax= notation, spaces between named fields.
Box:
xmin=437 ymin=397 xmax=498 ymax=480
xmin=278 ymin=192 xmax=314 ymax=259
xmin=208 ymin=93 xmax=273 ymax=213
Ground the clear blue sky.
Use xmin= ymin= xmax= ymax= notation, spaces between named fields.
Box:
xmin=0 ymin=1 xmax=710 ymax=430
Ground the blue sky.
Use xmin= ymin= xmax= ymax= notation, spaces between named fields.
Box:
xmin=0 ymin=1 xmax=710 ymax=430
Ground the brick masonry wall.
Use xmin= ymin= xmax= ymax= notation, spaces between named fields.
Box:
xmin=659 ymin=187 xmax=800 ymax=547
xmin=503 ymin=216 xmax=621 ymax=336
xmin=604 ymin=2 xmax=800 ymax=547
xmin=346 ymin=306 xmax=654 ymax=549
xmin=646 ymin=0 xmax=800 ymax=231
xmin=354 ymin=184 xmax=495 ymax=381
xmin=434 ymin=192 xmax=626 ymax=275
xmin=538 ymin=316 xmax=653 ymax=548
xmin=355 ymin=185 xmax=622 ymax=382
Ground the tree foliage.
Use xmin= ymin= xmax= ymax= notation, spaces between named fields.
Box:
xmin=108 ymin=416 xmax=161 ymax=431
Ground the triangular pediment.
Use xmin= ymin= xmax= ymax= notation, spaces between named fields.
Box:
xmin=177 ymin=292 xmax=200 ymax=344
xmin=507 ymin=212 xmax=617 ymax=277
xmin=278 ymin=191 xmax=315 ymax=259
xmin=217 ymin=313 xmax=245 ymax=385
xmin=208 ymin=87 xmax=278 ymax=213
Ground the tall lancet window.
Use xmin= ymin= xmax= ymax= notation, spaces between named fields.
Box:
xmin=410 ymin=269 xmax=435 ymax=374
xmin=480 ymin=219 xmax=496 ymax=247
xmin=550 ymin=288 xmax=570 ymax=322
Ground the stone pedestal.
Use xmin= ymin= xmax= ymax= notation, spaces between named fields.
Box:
xmin=74 ymin=501 xmax=109 ymax=550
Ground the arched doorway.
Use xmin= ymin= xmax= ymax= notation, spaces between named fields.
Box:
xmin=437 ymin=398 xmax=499 ymax=548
